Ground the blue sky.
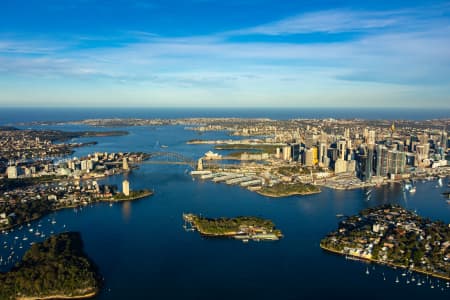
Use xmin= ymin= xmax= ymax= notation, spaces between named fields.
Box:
xmin=1 ymin=0 xmax=450 ymax=107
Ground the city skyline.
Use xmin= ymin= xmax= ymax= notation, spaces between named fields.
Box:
xmin=1 ymin=0 xmax=450 ymax=108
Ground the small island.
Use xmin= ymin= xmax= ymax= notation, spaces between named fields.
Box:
xmin=183 ymin=213 xmax=283 ymax=242
xmin=257 ymin=182 xmax=320 ymax=198
xmin=0 ymin=232 xmax=101 ymax=300
xmin=320 ymin=205 xmax=450 ymax=281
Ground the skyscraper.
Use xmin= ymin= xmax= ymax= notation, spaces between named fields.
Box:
xmin=122 ymin=179 xmax=130 ymax=196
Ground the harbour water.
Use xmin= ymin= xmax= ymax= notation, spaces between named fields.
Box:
xmin=1 ymin=108 xmax=450 ymax=299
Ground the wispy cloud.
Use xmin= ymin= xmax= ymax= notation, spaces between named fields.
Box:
xmin=1 ymin=4 xmax=450 ymax=107
xmin=228 ymin=10 xmax=400 ymax=35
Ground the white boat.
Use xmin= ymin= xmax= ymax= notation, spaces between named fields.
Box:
xmin=410 ymin=187 xmax=416 ymax=193
xmin=395 ymin=276 xmax=399 ymax=283
xmin=365 ymin=267 xmax=370 ymax=275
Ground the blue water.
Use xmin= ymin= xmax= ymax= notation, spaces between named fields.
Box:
xmin=1 ymin=107 xmax=450 ymax=125
xmin=0 ymin=109 xmax=449 ymax=299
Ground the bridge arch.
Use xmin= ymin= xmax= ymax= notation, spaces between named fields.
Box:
xmin=140 ymin=151 xmax=196 ymax=168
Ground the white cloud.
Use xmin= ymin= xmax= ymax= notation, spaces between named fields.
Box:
xmin=1 ymin=5 xmax=450 ymax=107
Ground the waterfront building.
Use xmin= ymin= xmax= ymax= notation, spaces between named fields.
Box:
xmin=334 ymin=159 xmax=347 ymax=174
xmin=356 ymin=145 xmax=374 ymax=181
xmin=375 ymin=145 xmax=388 ymax=177
xmin=122 ymin=179 xmax=130 ymax=196
xmin=415 ymin=143 xmax=429 ymax=167
xmin=365 ymin=146 xmax=374 ymax=181
xmin=386 ymin=150 xmax=406 ymax=175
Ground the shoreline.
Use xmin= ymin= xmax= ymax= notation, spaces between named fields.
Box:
xmin=101 ymin=190 xmax=153 ymax=202
xmin=1 ymin=191 xmax=153 ymax=232
xmin=16 ymin=290 xmax=97 ymax=300
xmin=320 ymin=243 xmax=450 ymax=282
xmin=256 ymin=189 xmax=321 ymax=198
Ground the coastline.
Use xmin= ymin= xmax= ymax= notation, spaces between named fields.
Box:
xmin=256 ymin=189 xmax=321 ymax=198
xmin=16 ymin=290 xmax=97 ymax=300
xmin=1 ymin=191 xmax=153 ymax=232
xmin=320 ymin=243 xmax=450 ymax=282
xmin=101 ymin=190 xmax=153 ymax=202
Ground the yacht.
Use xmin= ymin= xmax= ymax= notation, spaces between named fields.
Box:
xmin=409 ymin=187 xmax=416 ymax=193
xmin=395 ymin=276 xmax=399 ymax=283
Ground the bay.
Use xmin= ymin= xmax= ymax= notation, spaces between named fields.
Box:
xmin=0 ymin=109 xmax=449 ymax=299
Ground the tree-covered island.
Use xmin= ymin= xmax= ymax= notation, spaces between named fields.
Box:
xmin=257 ymin=182 xmax=320 ymax=197
xmin=0 ymin=232 xmax=101 ymax=300
xmin=321 ymin=205 xmax=450 ymax=281
xmin=183 ymin=213 xmax=283 ymax=242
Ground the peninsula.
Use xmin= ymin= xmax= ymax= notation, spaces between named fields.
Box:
xmin=320 ymin=205 xmax=450 ymax=281
xmin=183 ymin=213 xmax=283 ymax=242
xmin=0 ymin=232 xmax=101 ymax=300
xmin=108 ymin=189 xmax=153 ymax=202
